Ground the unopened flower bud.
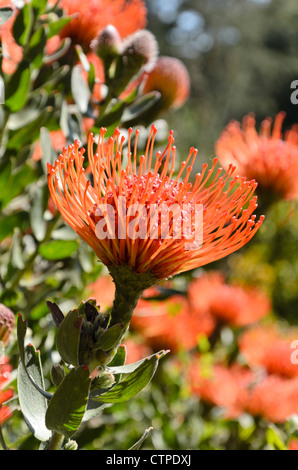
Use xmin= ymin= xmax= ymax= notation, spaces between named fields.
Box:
xmin=110 ymin=29 xmax=158 ymax=95
xmin=91 ymin=369 xmax=115 ymax=390
xmin=120 ymin=29 xmax=158 ymax=73
xmin=0 ymin=304 xmax=15 ymax=345
xmin=91 ymin=25 xmax=121 ymax=58
xmin=142 ymin=56 xmax=190 ymax=111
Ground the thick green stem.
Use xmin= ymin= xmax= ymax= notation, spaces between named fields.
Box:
xmin=46 ymin=431 xmax=64 ymax=450
xmin=108 ymin=265 xmax=157 ymax=328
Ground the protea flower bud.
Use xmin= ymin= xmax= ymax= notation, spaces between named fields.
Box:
xmin=91 ymin=25 xmax=121 ymax=58
xmin=47 ymin=300 xmax=126 ymax=371
xmin=0 ymin=304 xmax=15 ymax=345
xmin=142 ymin=56 xmax=190 ymax=111
xmin=110 ymin=29 xmax=158 ymax=95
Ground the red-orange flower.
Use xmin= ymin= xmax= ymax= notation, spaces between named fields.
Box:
xmin=49 ymin=0 xmax=147 ymax=51
xmin=215 ymin=112 xmax=298 ymax=201
xmin=239 ymin=325 xmax=298 ymax=379
xmin=131 ymin=291 xmax=214 ymax=352
xmin=189 ymin=358 xmax=298 ymax=423
xmin=188 ymin=271 xmax=271 ymax=327
xmin=0 ymin=356 xmax=14 ymax=426
xmin=247 ymin=375 xmax=298 ymax=423
xmin=47 ymin=125 xmax=264 ymax=281
xmin=0 ymin=1 xmax=22 ymax=74
xmin=189 ymin=359 xmax=253 ymax=419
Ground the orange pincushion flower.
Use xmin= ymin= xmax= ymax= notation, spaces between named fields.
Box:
xmin=247 ymin=375 xmax=298 ymax=423
xmin=188 ymin=271 xmax=271 ymax=327
xmin=47 ymin=125 xmax=264 ymax=280
xmin=189 ymin=358 xmax=298 ymax=423
xmin=142 ymin=56 xmax=190 ymax=110
xmin=189 ymin=360 xmax=253 ymax=419
xmin=215 ymin=112 xmax=298 ymax=201
xmin=239 ymin=325 xmax=298 ymax=379
xmin=50 ymin=0 xmax=147 ymax=51
xmin=131 ymin=292 xmax=214 ymax=351
xmin=0 ymin=356 xmax=14 ymax=426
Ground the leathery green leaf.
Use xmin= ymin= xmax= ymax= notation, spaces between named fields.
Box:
xmin=56 ymin=309 xmax=82 ymax=367
xmin=95 ymin=350 xmax=169 ymax=403
xmin=45 ymin=366 xmax=91 ymax=439
xmin=17 ymin=344 xmax=51 ymax=442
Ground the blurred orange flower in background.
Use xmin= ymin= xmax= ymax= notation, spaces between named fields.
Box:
xmin=188 ymin=271 xmax=271 ymax=327
xmin=215 ymin=112 xmax=298 ymax=202
xmin=189 ymin=358 xmax=298 ymax=423
xmin=131 ymin=291 xmax=214 ymax=352
xmin=0 ymin=356 xmax=14 ymax=426
xmin=239 ymin=325 xmax=298 ymax=379
xmin=189 ymin=360 xmax=254 ymax=419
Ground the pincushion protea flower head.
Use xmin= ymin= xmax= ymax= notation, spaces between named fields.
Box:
xmin=48 ymin=125 xmax=263 ymax=280
xmin=48 ymin=125 xmax=264 ymax=327
xmin=215 ymin=112 xmax=298 ymax=202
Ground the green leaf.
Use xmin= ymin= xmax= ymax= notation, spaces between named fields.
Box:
xmin=17 ymin=313 xmax=27 ymax=366
xmin=106 ymin=344 xmax=127 ymax=385
xmin=107 ymin=344 xmax=127 ymax=368
xmin=107 ymin=350 xmax=169 ymax=374
xmin=30 ymin=184 xmax=47 ymax=241
xmin=71 ymin=65 xmax=91 ymax=114
xmin=94 ymin=99 xmax=127 ymax=128
xmin=129 ymin=427 xmax=153 ymax=450
xmin=266 ymin=425 xmax=287 ymax=450
xmin=28 ymin=27 xmax=47 ymax=69
xmin=95 ymin=350 xmax=169 ymax=403
xmin=94 ymin=323 xmax=125 ymax=352
xmin=39 ymin=127 xmax=58 ymax=175
xmin=1 ymin=163 xmax=36 ymax=208
xmin=0 ymin=212 xmax=28 ymax=242
xmin=56 ymin=309 xmax=82 ymax=367
xmin=7 ymin=106 xmax=53 ymax=150
xmin=45 ymin=366 xmax=91 ymax=439
xmin=12 ymin=3 xmax=33 ymax=47
xmin=17 ymin=314 xmax=52 ymax=400
xmin=17 ymin=344 xmax=51 ymax=442
xmin=5 ymin=62 xmax=31 ymax=112
xmin=10 ymin=228 xmax=25 ymax=269
xmin=47 ymin=15 xmax=73 ymax=38
xmin=121 ymin=91 xmax=161 ymax=124
xmin=0 ymin=7 xmax=13 ymax=26
xmin=38 ymin=239 xmax=79 ymax=260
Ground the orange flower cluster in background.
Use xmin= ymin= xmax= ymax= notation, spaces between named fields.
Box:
xmin=88 ymin=271 xmax=271 ymax=353
xmin=0 ymin=356 xmax=14 ymax=426
xmin=188 ymin=324 xmax=298 ymax=423
xmin=216 ymin=112 xmax=298 ymax=202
